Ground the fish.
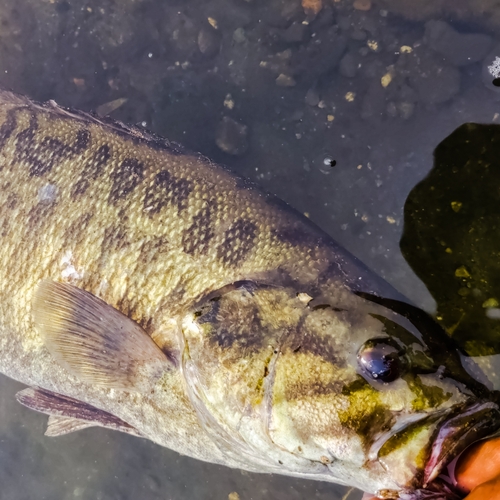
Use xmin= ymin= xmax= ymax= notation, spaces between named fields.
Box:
xmin=0 ymin=87 xmax=497 ymax=499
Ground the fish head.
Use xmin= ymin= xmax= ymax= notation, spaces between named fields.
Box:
xmin=180 ymin=281 xmax=500 ymax=497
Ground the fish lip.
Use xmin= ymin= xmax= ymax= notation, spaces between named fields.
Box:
xmin=423 ymin=401 xmax=500 ymax=487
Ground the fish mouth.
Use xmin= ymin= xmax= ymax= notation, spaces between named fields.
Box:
xmin=423 ymin=401 xmax=500 ymax=488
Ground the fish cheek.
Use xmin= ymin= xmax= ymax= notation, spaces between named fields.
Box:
xmin=339 ymin=378 xmax=395 ymax=448
xmin=182 ymin=287 xmax=281 ymax=405
xmin=269 ymin=350 xmax=350 ymax=460
xmin=181 ymin=285 xmax=310 ymax=463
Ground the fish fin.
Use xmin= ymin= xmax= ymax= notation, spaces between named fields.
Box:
xmin=45 ymin=415 xmax=95 ymax=437
xmin=32 ymin=280 xmax=170 ymax=390
xmin=16 ymin=387 xmax=143 ymax=437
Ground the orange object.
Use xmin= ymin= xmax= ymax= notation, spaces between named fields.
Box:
xmin=460 ymin=475 xmax=500 ymax=499
xmin=353 ymin=0 xmax=372 ymax=11
xmin=456 ymin=436 xmax=500 ymax=493
xmin=301 ymin=0 xmax=322 ymax=15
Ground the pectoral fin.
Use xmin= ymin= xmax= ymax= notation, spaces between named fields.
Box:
xmin=33 ymin=280 xmax=170 ymax=391
xmin=16 ymin=387 xmax=142 ymax=437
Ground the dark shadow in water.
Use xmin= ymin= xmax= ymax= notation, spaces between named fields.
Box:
xmin=401 ymin=123 xmax=500 ymax=356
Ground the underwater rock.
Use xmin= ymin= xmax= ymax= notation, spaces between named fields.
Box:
xmin=378 ymin=0 xmax=500 ymax=29
xmin=339 ymin=52 xmax=359 ymax=78
xmin=406 ymin=49 xmax=460 ymax=105
xmin=424 ymin=20 xmax=492 ymax=67
xmin=215 ymin=116 xmax=249 ymax=155
xmin=198 ymin=26 xmax=221 ymax=59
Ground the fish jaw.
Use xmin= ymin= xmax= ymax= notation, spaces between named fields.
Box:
xmin=423 ymin=401 xmax=500 ymax=487
xmin=373 ymin=400 xmax=500 ymax=499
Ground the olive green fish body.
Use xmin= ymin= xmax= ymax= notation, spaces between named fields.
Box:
xmin=0 ymin=90 xmax=389 ymax=473
xmin=0 ymin=90 xmax=497 ymax=499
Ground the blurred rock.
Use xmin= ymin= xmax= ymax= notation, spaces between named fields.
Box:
xmin=305 ymin=88 xmax=320 ymax=106
xmin=215 ymin=116 xmax=249 ymax=155
xmin=339 ymin=53 xmax=358 ymax=78
xmin=233 ymin=27 xmax=247 ymax=44
xmin=397 ymin=101 xmax=415 ymax=120
xmin=290 ymin=30 xmax=347 ymax=84
xmin=353 ymin=0 xmax=372 ymax=11
xmin=361 ymin=79 xmax=386 ymax=119
xmin=282 ymin=21 xmax=310 ymax=43
xmin=276 ymin=73 xmax=296 ymax=86
xmin=424 ymin=20 xmax=492 ymax=66
xmin=378 ymin=0 xmax=500 ymax=30
xmin=406 ymin=49 xmax=460 ymax=104
xmin=198 ymin=26 xmax=221 ymax=58
xmin=301 ymin=0 xmax=322 ymax=16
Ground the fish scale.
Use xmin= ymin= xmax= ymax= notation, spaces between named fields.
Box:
xmin=0 ymin=89 xmax=497 ymax=499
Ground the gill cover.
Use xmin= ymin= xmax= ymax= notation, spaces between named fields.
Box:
xmin=179 ymin=281 xmax=404 ymax=479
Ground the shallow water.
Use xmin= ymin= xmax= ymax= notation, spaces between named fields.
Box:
xmin=1 ymin=0 xmax=500 ymax=498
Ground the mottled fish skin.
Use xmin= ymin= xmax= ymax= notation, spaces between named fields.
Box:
xmin=0 ymin=90 xmax=391 ymax=475
xmin=0 ymin=89 xmax=496 ymax=499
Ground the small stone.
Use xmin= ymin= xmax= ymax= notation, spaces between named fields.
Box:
xmin=228 ymin=493 xmax=240 ymax=500
xmin=398 ymin=101 xmax=414 ymax=120
xmin=276 ymin=73 xmax=296 ymax=87
xmin=400 ymin=45 xmax=413 ymax=53
xmin=408 ymin=50 xmax=460 ymax=105
xmin=198 ymin=27 xmax=221 ymax=58
xmin=302 ymin=0 xmax=322 ymax=15
xmin=282 ymin=22 xmax=309 ymax=43
xmin=223 ymin=94 xmax=235 ymax=110
xmin=483 ymin=298 xmax=499 ymax=308
xmin=72 ymin=78 xmax=85 ymax=90
xmin=350 ymin=28 xmax=367 ymax=41
xmin=458 ymin=287 xmax=470 ymax=297
xmin=327 ymin=114 xmax=334 ymax=122
xmin=339 ymin=53 xmax=358 ymax=78
xmin=345 ymin=91 xmax=355 ymax=102
xmin=353 ymin=0 xmax=371 ymax=10
xmin=425 ymin=20 xmax=492 ymax=67
xmin=451 ymin=201 xmax=462 ymax=212
xmin=305 ymin=88 xmax=320 ymax=106
xmin=215 ymin=116 xmax=249 ymax=156
xmin=233 ymin=28 xmax=246 ymax=44
xmin=455 ymin=266 xmax=471 ymax=278
xmin=297 ymin=292 xmax=313 ymax=304
xmin=486 ymin=308 xmax=500 ymax=319
xmin=381 ymin=72 xmax=392 ymax=87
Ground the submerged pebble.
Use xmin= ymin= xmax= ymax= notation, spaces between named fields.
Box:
xmin=197 ymin=26 xmax=221 ymax=58
xmin=305 ymin=88 xmax=320 ymax=106
xmin=425 ymin=20 xmax=492 ymax=67
xmin=215 ymin=116 xmax=249 ymax=156
xmin=407 ymin=50 xmax=460 ymax=104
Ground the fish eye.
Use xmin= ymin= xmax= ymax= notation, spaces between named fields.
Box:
xmin=357 ymin=338 xmax=405 ymax=383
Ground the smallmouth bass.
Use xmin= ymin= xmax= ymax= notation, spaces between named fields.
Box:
xmin=0 ymin=89 xmax=497 ymax=499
